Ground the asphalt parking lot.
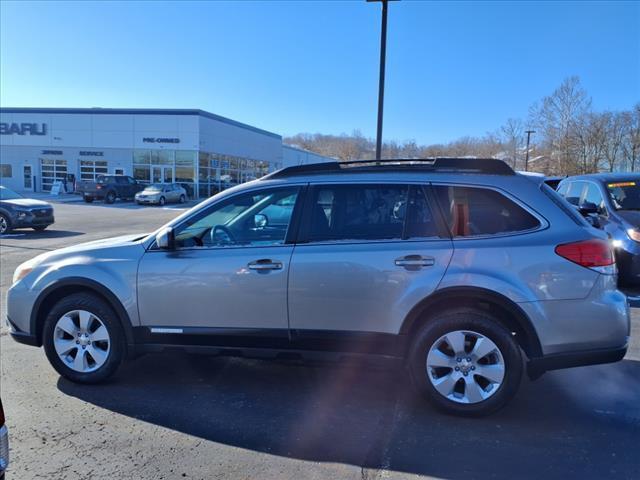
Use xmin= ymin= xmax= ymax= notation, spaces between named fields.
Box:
xmin=1 ymin=200 xmax=639 ymax=480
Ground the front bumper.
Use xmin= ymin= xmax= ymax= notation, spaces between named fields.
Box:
xmin=6 ymin=316 xmax=39 ymax=347
xmin=13 ymin=211 xmax=54 ymax=228
xmin=135 ymin=196 xmax=161 ymax=204
xmin=0 ymin=424 xmax=8 ymax=476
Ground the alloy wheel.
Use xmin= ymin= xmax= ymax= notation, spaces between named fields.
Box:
xmin=53 ymin=310 xmax=111 ymax=373
xmin=0 ymin=216 xmax=7 ymax=234
xmin=426 ymin=330 xmax=505 ymax=404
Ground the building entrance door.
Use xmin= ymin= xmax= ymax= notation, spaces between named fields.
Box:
xmin=152 ymin=166 xmax=173 ymax=184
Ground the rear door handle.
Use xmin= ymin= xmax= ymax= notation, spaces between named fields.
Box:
xmin=248 ymin=259 xmax=283 ymax=271
xmin=395 ymin=255 xmax=435 ymax=268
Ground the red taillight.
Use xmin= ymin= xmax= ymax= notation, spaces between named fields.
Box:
xmin=555 ymin=239 xmax=614 ymax=268
xmin=96 ymin=185 xmax=102 ymax=190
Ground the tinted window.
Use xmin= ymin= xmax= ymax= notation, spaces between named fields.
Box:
xmin=583 ymin=183 xmax=605 ymax=213
xmin=175 ymin=187 xmax=299 ymax=248
xmin=565 ymin=181 xmax=586 ymax=206
xmin=433 ymin=185 xmax=540 ymax=237
xmin=305 ymin=184 xmax=438 ymax=242
xmin=556 ymin=182 xmax=569 ymax=196
xmin=606 ymin=180 xmax=640 ymax=211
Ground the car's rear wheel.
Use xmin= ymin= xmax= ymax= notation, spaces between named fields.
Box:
xmin=0 ymin=214 xmax=12 ymax=234
xmin=105 ymin=191 xmax=116 ymax=204
xmin=408 ymin=308 xmax=523 ymax=417
xmin=43 ymin=293 xmax=126 ymax=383
xmin=83 ymin=196 xmax=94 ymax=203
xmin=179 ymin=194 xmax=186 ymax=203
xmin=159 ymin=196 xmax=166 ymax=206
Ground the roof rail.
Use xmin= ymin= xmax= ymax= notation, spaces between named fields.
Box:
xmin=264 ymin=157 xmax=515 ymax=179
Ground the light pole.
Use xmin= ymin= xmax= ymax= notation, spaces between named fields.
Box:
xmin=525 ymin=129 xmax=535 ymax=171
xmin=368 ymin=0 xmax=398 ymax=161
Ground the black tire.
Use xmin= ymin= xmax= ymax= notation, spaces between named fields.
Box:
xmin=159 ymin=196 xmax=166 ymax=206
xmin=43 ymin=293 xmax=126 ymax=384
xmin=179 ymin=194 xmax=186 ymax=203
xmin=408 ymin=308 xmax=523 ymax=417
xmin=32 ymin=225 xmax=48 ymax=231
xmin=0 ymin=213 xmax=12 ymax=234
xmin=105 ymin=191 xmax=116 ymax=204
xmin=83 ymin=196 xmax=94 ymax=203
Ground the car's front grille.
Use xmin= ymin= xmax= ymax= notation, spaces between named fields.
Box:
xmin=33 ymin=209 xmax=52 ymax=217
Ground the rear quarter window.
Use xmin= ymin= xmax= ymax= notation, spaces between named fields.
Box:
xmin=432 ymin=185 xmax=540 ymax=237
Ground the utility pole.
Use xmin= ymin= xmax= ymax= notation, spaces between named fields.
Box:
xmin=368 ymin=0 xmax=398 ymax=161
xmin=525 ymin=130 xmax=535 ymax=171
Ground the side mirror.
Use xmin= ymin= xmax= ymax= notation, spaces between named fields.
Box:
xmin=155 ymin=227 xmax=175 ymax=250
xmin=254 ymin=214 xmax=268 ymax=228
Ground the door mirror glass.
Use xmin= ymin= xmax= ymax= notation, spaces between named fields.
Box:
xmin=155 ymin=227 xmax=175 ymax=250
xmin=254 ymin=213 xmax=268 ymax=228
xmin=579 ymin=202 xmax=599 ymax=216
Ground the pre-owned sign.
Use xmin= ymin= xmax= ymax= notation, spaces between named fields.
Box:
xmin=0 ymin=123 xmax=47 ymax=135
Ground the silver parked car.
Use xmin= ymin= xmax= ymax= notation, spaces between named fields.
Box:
xmin=135 ymin=183 xmax=187 ymax=206
xmin=7 ymin=159 xmax=630 ymax=416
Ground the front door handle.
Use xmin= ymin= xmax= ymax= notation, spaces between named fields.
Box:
xmin=248 ymin=259 xmax=283 ymax=271
xmin=395 ymin=255 xmax=435 ymax=268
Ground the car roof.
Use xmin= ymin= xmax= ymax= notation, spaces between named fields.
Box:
xmin=562 ymin=172 xmax=640 ymax=183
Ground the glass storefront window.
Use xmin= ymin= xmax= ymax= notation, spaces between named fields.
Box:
xmin=176 ymin=151 xmax=196 ymax=166
xmin=133 ymin=150 xmax=151 ymax=165
xmin=176 ymin=166 xmax=194 ymax=183
xmin=154 ymin=150 xmax=174 ymax=165
xmin=133 ymin=165 xmax=151 ymax=183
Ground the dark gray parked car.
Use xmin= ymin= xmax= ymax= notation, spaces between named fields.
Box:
xmin=0 ymin=186 xmax=54 ymax=234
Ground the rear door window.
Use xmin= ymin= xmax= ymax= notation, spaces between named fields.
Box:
xmin=432 ymin=185 xmax=540 ymax=237
xmin=303 ymin=184 xmax=439 ymax=242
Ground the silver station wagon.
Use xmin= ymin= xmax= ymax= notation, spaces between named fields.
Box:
xmin=7 ymin=158 xmax=630 ymax=416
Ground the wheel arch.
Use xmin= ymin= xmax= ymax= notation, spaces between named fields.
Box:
xmin=400 ymin=286 xmax=543 ymax=359
xmin=31 ymin=277 xmax=134 ymax=347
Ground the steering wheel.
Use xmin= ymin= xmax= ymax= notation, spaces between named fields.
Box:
xmin=210 ymin=225 xmax=236 ymax=245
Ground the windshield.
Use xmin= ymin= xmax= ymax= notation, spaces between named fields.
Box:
xmin=145 ymin=184 xmax=163 ymax=192
xmin=0 ymin=186 xmax=23 ymax=200
xmin=606 ymin=181 xmax=640 ymax=211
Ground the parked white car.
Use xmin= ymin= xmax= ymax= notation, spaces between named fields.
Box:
xmin=135 ymin=183 xmax=187 ymax=206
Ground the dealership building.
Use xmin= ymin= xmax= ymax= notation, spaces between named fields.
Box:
xmin=0 ymin=108 xmax=330 ymax=198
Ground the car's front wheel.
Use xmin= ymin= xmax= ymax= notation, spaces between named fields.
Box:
xmin=179 ymin=194 xmax=186 ymax=203
xmin=43 ymin=293 xmax=126 ymax=383
xmin=0 ymin=213 xmax=12 ymax=234
xmin=159 ymin=196 xmax=166 ymax=206
xmin=408 ymin=308 xmax=523 ymax=417
xmin=32 ymin=225 xmax=48 ymax=231
xmin=104 ymin=191 xmax=117 ymax=204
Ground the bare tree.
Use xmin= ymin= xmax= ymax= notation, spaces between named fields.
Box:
xmin=500 ymin=118 xmax=524 ymax=169
xmin=529 ymin=76 xmax=592 ymax=174
xmin=621 ymin=103 xmax=640 ymax=171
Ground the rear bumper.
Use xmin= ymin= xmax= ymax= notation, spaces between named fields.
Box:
xmin=527 ymin=342 xmax=628 ymax=379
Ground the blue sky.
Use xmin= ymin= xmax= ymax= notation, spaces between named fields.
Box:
xmin=1 ymin=1 xmax=638 ymax=144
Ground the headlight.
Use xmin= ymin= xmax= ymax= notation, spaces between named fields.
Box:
xmin=627 ymin=228 xmax=640 ymax=242
xmin=12 ymin=257 xmax=40 ymax=284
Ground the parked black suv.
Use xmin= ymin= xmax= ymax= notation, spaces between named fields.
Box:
xmin=77 ymin=175 xmax=144 ymax=204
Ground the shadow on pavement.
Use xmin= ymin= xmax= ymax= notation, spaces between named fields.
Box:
xmin=1 ymin=229 xmax=84 ymax=239
xmin=58 ymin=354 xmax=640 ymax=479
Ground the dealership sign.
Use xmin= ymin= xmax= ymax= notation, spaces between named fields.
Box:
xmin=143 ymin=137 xmax=180 ymax=144
xmin=0 ymin=122 xmax=47 ymax=135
